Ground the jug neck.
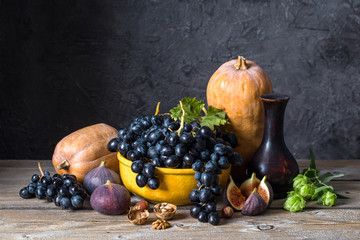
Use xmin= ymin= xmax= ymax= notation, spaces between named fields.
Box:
xmin=260 ymin=94 xmax=289 ymax=142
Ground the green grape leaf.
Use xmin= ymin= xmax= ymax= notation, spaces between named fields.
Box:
xmin=309 ymin=148 xmax=316 ymax=170
xmin=318 ymin=172 xmax=344 ymax=183
xmin=314 ymin=185 xmax=334 ymax=195
xmin=170 ymin=97 xmax=205 ymax=123
xmin=200 ymin=105 xmax=229 ymax=130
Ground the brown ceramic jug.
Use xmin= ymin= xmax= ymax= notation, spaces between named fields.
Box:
xmin=248 ymin=94 xmax=299 ymax=199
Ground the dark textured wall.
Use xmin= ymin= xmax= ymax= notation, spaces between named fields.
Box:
xmin=0 ymin=0 xmax=359 ymax=160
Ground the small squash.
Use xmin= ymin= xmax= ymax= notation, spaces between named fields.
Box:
xmin=206 ymin=56 xmax=272 ymax=182
xmin=52 ymin=123 xmax=119 ymax=183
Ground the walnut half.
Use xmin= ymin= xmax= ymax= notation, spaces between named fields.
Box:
xmin=152 ymin=219 xmax=171 ymax=230
xmin=153 ymin=203 xmax=177 ymax=220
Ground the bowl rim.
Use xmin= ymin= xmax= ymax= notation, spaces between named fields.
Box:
xmin=117 ymin=152 xmax=196 ymax=175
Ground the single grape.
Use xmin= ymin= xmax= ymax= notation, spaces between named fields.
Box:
xmin=41 ymin=175 xmax=52 ymax=185
xmin=208 ymin=211 xmax=220 ymax=225
xmin=60 ymin=197 xmax=71 ymax=209
xmin=107 ymin=138 xmax=119 ymax=152
xmin=214 ymin=144 xmax=227 ymax=156
xmin=205 ymin=161 xmax=217 ymax=172
xmin=179 ymin=132 xmax=193 ymax=145
xmin=200 ymin=149 xmax=211 ymax=161
xmin=71 ymin=195 xmax=84 ymax=208
xmin=190 ymin=205 xmax=202 ymax=218
xmin=199 ymin=188 xmax=212 ymax=203
xmin=183 ymin=153 xmax=194 ymax=165
xmin=136 ymin=174 xmax=148 ymax=188
xmin=183 ymin=123 xmax=193 ymax=132
xmin=229 ymin=152 xmax=243 ymax=166
xmin=191 ymin=160 xmax=203 ymax=172
xmin=194 ymin=171 xmax=202 ymax=181
xmin=167 ymin=133 xmax=179 ymax=147
xmin=19 ymin=187 xmax=34 ymax=199
xmin=35 ymin=186 xmax=46 ymax=199
xmin=143 ymin=164 xmax=155 ymax=178
xmin=127 ymin=150 xmax=142 ymax=161
xmin=69 ymin=185 xmax=80 ymax=196
xmin=151 ymin=115 xmax=163 ymax=126
xmin=54 ymin=195 xmax=63 ymax=207
xmin=159 ymin=145 xmax=174 ymax=156
xmin=218 ymin=156 xmax=230 ymax=169
xmin=198 ymin=211 xmax=209 ymax=223
xmin=31 ymin=174 xmax=40 ymax=183
xmin=211 ymin=185 xmax=222 ymax=195
xmin=147 ymin=146 xmax=159 ymax=159
xmin=46 ymin=185 xmax=56 ymax=198
xmin=58 ymin=186 xmax=70 ymax=197
xmin=189 ymin=147 xmax=200 ymax=158
xmin=168 ymin=121 xmax=180 ymax=131
xmin=199 ymin=126 xmax=214 ymax=138
xmin=201 ymin=171 xmax=214 ymax=187
xmin=118 ymin=141 xmax=131 ymax=156
xmin=205 ymin=201 xmax=217 ymax=212
xmin=151 ymin=158 xmax=163 ymax=167
xmin=63 ymin=178 xmax=74 ymax=187
xmin=175 ymin=143 xmax=187 ymax=157
xmin=210 ymin=152 xmax=219 ymax=161
xmin=131 ymin=160 xmax=144 ymax=174
xmin=189 ymin=189 xmax=200 ymax=202
xmin=147 ymin=177 xmax=160 ymax=190
xmin=165 ymin=155 xmax=181 ymax=168
xmin=190 ymin=121 xmax=200 ymax=129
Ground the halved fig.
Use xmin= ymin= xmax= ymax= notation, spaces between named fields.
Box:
xmin=241 ymin=188 xmax=267 ymax=216
xmin=257 ymin=176 xmax=274 ymax=207
xmin=225 ymin=176 xmax=246 ymax=210
xmin=239 ymin=172 xmax=260 ymax=198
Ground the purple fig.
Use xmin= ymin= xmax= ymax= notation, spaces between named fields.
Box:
xmin=90 ymin=180 xmax=130 ymax=215
xmin=241 ymin=188 xmax=267 ymax=216
xmin=84 ymin=161 xmax=121 ymax=195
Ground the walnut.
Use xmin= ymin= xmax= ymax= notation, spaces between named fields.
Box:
xmin=153 ymin=203 xmax=177 ymax=220
xmin=152 ymin=219 xmax=171 ymax=230
xmin=127 ymin=205 xmax=149 ymax=225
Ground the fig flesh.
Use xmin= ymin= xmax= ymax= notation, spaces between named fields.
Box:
xmin=258 ymin=176 xmax=274 ymax=207
xmin=90 ymin=180 xmax=130 ymax=215
xmin=84 ymin=161 xmax=121 ymax=195
xmin=239 ymin=172 xmax=260 ymax=198
xmin=241 ymin=188 xmax=267 ymax=216
xmin=225 ymin=176 xmax=246 ymax=210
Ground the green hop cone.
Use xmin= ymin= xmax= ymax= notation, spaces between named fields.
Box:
xmin=299 ymin=184 xmax=317 ymax=200
xmin=321 ymin=190 xmax=337 ymax=207
xmin=283 ymin=191 xmax=306 ymax=212
xmin=292 ymin=174 xmax=310 ymax=191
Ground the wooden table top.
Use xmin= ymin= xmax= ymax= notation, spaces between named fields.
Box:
xmin=1 ymin=159 xmax=359 ymax=239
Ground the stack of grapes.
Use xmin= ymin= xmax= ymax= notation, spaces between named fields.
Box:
xmin=19 ymin=168 xmax=87 ymax=210
xmin=108 ymin=113 xmax=243 ymax=225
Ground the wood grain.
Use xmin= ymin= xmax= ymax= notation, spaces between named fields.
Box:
xmin=0 ymin=160 xmax=359 ymax=239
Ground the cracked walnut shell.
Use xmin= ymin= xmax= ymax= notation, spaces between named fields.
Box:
xmin=127 ymin=205 xmax=149 ymax=225
xmin=153 ymin=203 xmax=177 ymax=220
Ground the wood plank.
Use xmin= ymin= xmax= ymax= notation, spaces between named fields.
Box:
xmin=0 ymin=208 xmax=359 ymax=239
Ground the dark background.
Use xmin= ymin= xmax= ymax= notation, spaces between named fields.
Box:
xmin=0 ymin=0 xmax=359 ymax=160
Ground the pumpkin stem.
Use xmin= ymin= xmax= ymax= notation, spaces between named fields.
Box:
xmin=234 ymin=56 xmax=248 ymax=70
xmin=57 ymin=159 xmax=70 ymax=170
xmin=155 ymin=102 xmax=161 ymax=115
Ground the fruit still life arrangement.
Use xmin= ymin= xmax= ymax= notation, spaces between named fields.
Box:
xmin=18 ymin=56 xmax=346 ymax=228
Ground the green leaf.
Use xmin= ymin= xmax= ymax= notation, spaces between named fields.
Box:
xmin=318 ymin=172 xmax=344 ymax=183
xmin=317 ymin=195 xmax=323 ymax=204
xmin=314 ymin=185 xmax=334 ymax=194
xmin=170 ymin=97 xmax=205 ymax=123
xmin=335 ymin=193 xmax=349 ymax=199
xmin=200 ymin=105 xmax=229 ymax=130
xmin=309 ymin=148 xmax=316 ymax=170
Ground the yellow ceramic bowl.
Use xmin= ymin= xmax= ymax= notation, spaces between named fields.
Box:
xmin=118 ymin=152 xmax=231 ymax=205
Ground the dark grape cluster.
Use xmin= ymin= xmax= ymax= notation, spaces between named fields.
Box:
xmin=188 ymin=127 xmax=243 ymax=225
xmin=19 ymin=168 xmax=87 ymax=210
xmin=108 ymin=113 xmax=243 ymax=225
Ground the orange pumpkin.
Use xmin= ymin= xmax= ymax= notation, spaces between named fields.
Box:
xmin=206 ymin=56 xmax=272 ymax=182
xmin=52 ymin=123 xmax=119 ymax=183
